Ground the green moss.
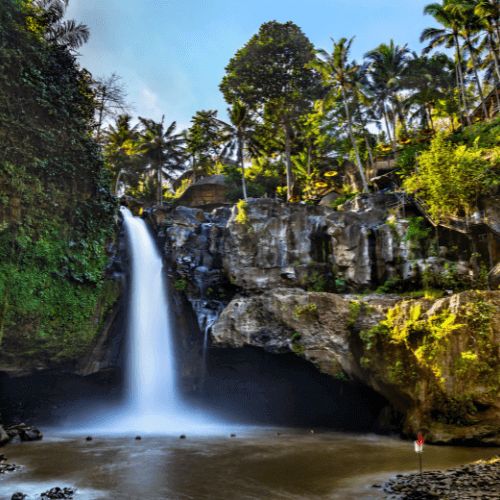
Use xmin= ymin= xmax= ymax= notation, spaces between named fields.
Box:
xmin=347 ymin=301 xmax=362 ymax=327
xmin=292 ymin=303 xmax=317 ymax=321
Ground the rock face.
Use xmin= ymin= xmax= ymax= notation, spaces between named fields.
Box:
xmin=153 ymin=195 xmax=471 ymax=329
xmin=143 ymin=194 xmax=499 ymax=442
xmin=212 ymin=287 xmax=500 ymax=444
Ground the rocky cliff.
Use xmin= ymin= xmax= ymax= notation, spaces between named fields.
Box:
xmin=137 ymin=194 xmax=500 ymax=443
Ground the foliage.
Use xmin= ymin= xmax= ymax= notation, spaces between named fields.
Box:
xmin=290 ymin=332 xmax=305 ymax=355
xmin=330 ymin=184 xmax=358 ymax=208
xmin=404 ymin=216 xmax=432 ymax=257
xmin=396 ymin=143 xmax=430 ymax=177
xmin=220 ymin=20 xmax=323 ymax=200
xmin=292 ymin=303 xmax=317 ymax=321
xmin=421 ymin=263 xmax=471 ymax=291
xmin=375 ymin=276 xmax=403 ymax=294
xmin=335 ymin=276 xmax=346 ymax=293
xmin=403 ymin=133 xmax=498 ymax=218
xmin=225 ymin=184 xmax=265 ymax=201
xmin=430 ymin=391 xmax=478 ymax=427
xmin=173 ymin=278 xmax=187 ymax=291
xmin=347 ymin=301 xmax=362 ymax=327
xmin=235 ymin=199 xmax=250 ymax=226
xmin=0 ymin=0 xmax=118 ymax=350
xmin=302 ymin=270 xmax=326 ymax=292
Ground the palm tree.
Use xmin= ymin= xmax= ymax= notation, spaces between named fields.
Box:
xmin=101 ymin=114 xmax=141 ymax=195
xmin=421 ymin=1 xmax=473 ymax=126
xmin=350 ymin=61 xmax=378 ymax=173
xmin=308 ymin=37 xmax=369 ymax=193
xmin=213 ymin=101 xmax=261 ymax=199
xmin=446 ymin=0 xmax=490 ymax=119
xmin=475 ymin=0 xmax=500 ymax=48
xmin=129 ymin=116 xmax=186 ymax=206
xmin=364 ymin=40 xmax=411 ymax=146
xmin=185 ymin=110 xmax=221 ymax=183
xmin=403 ymin=53 xmax=453 ymax=131
xmin=31 ymin=0 xmax=90 ymax=50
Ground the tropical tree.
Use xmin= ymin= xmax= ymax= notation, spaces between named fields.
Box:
xmin=213 ymin=101 xmax=262 ymax=199
xmin=101 ymin=114 xmax=141 ymax=194
xmin=90 ymin=73 xmax=133 ymax=143
xmin=308 ymin=37 xmax=369 ymax=192
xmin=30 ymin=0 xmax=90 ymax=50
xmin=364 ymin=39 xmax=411 ymax=145
xmin=220 ymin=21 xmax=323 ymax=201
xmin=403 ymin=53 xmax=453 ymax=131
xmin=185 ymin=110 xmax=222 ymax=183
xmin=421 ymin=1 xmax=473 ymax=126
xmin=446 ymin=0 xmax=490 ymax=118
xmin=128 ymin=117 xmax=186 ymax=206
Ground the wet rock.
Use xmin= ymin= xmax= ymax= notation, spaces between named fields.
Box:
xmin=4 ymin=423 xmax=42 ymax=443
xmin=180 ymin=435 xmax=186 ymax=439
xmin=86 ymin=436 xmax=92 ymax=441
xmin=380 ymin=456 xmax=500 ymax=500
xmin=40 ymin=487 xmax=76 ymax=499
xmin=230 ymin=434 xmax=236 ymax=437
xmin=0 ymin=426 xmax=9 ymax=447
xmin=11 ymin=493 xmax=26 ymax=500
xmin=135 ymin=436 xmax=141 ymax=440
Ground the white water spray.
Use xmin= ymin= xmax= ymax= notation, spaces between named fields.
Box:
xmin=59 ymin=208 xmax=235 ymax=435
xmin=122 ymin=207 xmax=178 ymax=413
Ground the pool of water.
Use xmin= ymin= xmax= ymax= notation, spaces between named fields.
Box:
xmin=0 ymin=428 xmax=497 ymax=500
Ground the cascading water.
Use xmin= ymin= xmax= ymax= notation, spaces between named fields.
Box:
xmin=59 ymin=207 xmax=234 ymax=435
xmin=122 ymin=206 xmax=178 ymax=414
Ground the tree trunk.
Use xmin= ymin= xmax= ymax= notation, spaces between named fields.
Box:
xmin=284 ymin=115 xmax=293 ymax=201
xmin=238 ymin=132 xmax=247 ymax=200
xmin=428 ymin=105 xmax=435 ymax=131
xmin=465 ymin=34 xmax=489 ymax=119
xmin=455 ymin=66 xmax=465 ymax=127
xmin=341 ymin=85 xmax=369 ymax=193
xmin=455 ymin=36 xmax=473 ymax=127
xmin=97 ymin=90 xmax=105 ymax=142
xmin=364 ymin=130 xmax=375 ymax=174
xmin=307 ymin=136 xmax=312 ymax=176
xmin=383 ymin=110 xmax=395 ymax=149
xmin=157 ymin=151 xmax=162 ymax=207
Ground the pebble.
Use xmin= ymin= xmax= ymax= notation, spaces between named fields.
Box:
xmin=41 ymin=486 xmax=76 ymax=499
xmin=377 ymin=455 xmax=500 ymax=499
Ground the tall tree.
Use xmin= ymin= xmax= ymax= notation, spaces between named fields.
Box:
xmin=447 ymin=0 xmax=490 ymax=119
xmin=185 ymin=110 xmax=222 ymax=183
xmin=308 ymin=37 xmax=369 ymax=192
xmin=129 ymin=117 xmax=185 ymax=206
xmin=220 ymin=21 xmax=323 ymax=201
xmin=31 ymin=0 xmax=90 ymax=50
xmin=90 ymin=73 xmax=133 ymax=143
xmin=365 ymin=39 xmax=411 ymax=146
xmin=214 ymin=101 xmax=261 ymax=200
xmin=421 ymin=1 xmax=473 ymax=126
xmin=101 ymin=114 xmax=141 ymax=194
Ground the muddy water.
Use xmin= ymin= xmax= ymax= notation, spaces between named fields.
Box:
xmin=0 ymin=429 xmax=497 ymax=500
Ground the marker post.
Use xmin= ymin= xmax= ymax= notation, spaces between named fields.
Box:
xmin=414 ymin=433 xmax=424 ymax=477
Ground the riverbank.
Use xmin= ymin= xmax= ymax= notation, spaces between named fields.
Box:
xmin=378 ymin=455 xmax=500 ymax=499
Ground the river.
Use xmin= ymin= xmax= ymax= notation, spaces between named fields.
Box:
xmin=0 ymin=429 xmax=496 ymax=500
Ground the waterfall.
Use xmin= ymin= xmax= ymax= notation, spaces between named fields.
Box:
xmin=121 ymin=207 xmax=179 ymax=414
xmin=59 ymin=207 xmax=233 ymax=435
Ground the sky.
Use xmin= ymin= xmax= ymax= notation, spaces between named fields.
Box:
xmin=65 ymin=0 xmax=440 ymax=134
